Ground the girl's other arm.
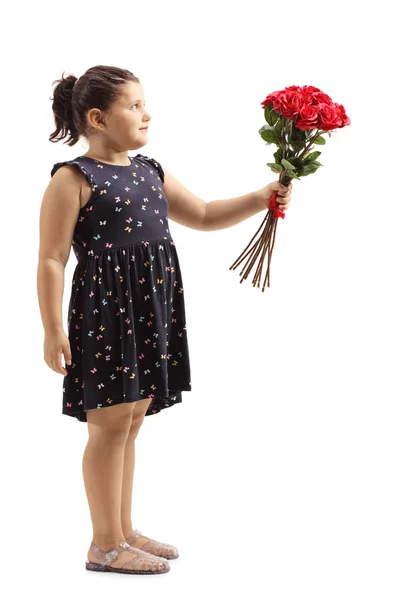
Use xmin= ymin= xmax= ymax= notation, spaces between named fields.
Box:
xmin=163 ymin=169 xmax=207 ymax=230
xmin=163 ymin=168 xmax=270 ymax=232
xmin=37 ymin=166 xmax=81 ymax=334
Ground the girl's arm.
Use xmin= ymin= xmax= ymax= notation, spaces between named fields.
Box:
xmin=202 ymin=190 xmax=264 ymax=231
xmin=37 ymin=166 xmax=81 ymax=334
xmin=163 ymin=168 xmax=264 ymax=232
xmin=163 ymin=169 xmax=207 ymax=230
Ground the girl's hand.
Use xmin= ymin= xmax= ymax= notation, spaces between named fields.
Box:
xmin=258 ymin=180 xmax=293 ymax=211
xmin=44 ymin=329 xmax=72 ymax=376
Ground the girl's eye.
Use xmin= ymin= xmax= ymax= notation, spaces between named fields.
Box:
xmin=132 ymin=103 xmax=146 ymax=110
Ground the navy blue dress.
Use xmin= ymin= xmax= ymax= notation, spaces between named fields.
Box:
xmin=50 ymin=154 xmax=191 ymax=422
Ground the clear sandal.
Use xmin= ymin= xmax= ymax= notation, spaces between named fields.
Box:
xmin=85 ymin=539 xmax=170 ymax=574
xmin=125 ymin=529 xmax=179 ymax=559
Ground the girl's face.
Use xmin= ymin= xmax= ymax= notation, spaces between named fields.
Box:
xmin=86 ymin=81 xmax=152 ymax=150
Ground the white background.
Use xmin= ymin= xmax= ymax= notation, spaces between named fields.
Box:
xmin=1 ymin=0 xmax=399 ymax=598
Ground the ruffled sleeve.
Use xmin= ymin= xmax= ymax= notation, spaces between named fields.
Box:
xmin=135 ymin=154 xmax=165 ymax=183
xmin=50 ymin=159 xmax=96 ymax=189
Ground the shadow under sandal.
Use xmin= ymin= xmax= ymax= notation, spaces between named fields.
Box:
xmin=85 ymin=540 xmax=170 ymax=574
xmin=126 ymin=529 xmax=179 ymax=559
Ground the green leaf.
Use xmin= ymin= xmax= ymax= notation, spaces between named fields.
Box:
xmin=303 ymin=151 xmax=321 ymax=163
xmin=264 ymin=103 xmax=279 ymax=127
xmin=267 ymin=162 xmax=283 ymax=173
xmin=314 ymin=135 xmax=326 ymax=145
xmin=271 ymin=110 xmax=279 ymax=126
xmin=259 ymin=124 xmax=274 ymax=135
xmin=298 ymin=163 xmax=321 ymax=176
xmin=281 ymin=158 xmax=297 ymax=170
xmin=283 ymin=156 xmax=304 ymax=170
xmin=261 ymin=129 xmax=279 ymax=144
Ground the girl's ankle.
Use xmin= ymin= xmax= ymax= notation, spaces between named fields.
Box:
xmin=123 ymin=530 xmax=135 ymax=539
xmin=91 ymin=535 xmax=125 ymax=552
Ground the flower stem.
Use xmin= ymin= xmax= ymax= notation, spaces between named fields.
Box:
xmin=297 ymin=130 xmax=322 ymax=160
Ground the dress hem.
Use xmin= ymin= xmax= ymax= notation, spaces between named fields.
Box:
xmin=62 ymin=385 xmax=192 ymax=423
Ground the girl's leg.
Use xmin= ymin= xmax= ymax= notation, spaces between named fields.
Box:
xmin=83 ymin=399 xmax=165 ymax=571
xmin=121 ymin=397 xmax=153 ymax=540
xmin=120 ymin=398 xmax=179 ymax=559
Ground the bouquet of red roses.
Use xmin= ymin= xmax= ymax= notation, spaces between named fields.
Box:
xmin=229 ymin=85 xmax=351 ymax=291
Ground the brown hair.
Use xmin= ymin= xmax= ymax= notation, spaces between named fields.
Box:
xmin=49 ymin=65 xmax=140 ymax=147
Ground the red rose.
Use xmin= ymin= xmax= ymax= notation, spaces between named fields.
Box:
xmin=285 ymin=85 xmax=305 ymax=92
xmin=299 ymin=85 xmax=324 ymax=95
xmin=261 ymin=91 xmax=281 ymax=109
xmin=261 ymin=87 xmax=304 ymax=118
xmin=332 ymin=103 xmax=351 ymax=128
xmin=275 ymin=91 xmax=304 ymax=119
xmin=260 ymin=85 xmax=350 ymax=132
xmin=295 ymin=105 xmax=320 ymax=131
xmin=296 ymin=86 xmax=331 ymax=104
xmin=317 ymin=103 xmax=349 ymax=130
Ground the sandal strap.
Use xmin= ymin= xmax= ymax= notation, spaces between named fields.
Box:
xmin=131 ymin=528 xmax=142 ymax=539
xmin=127 ymin=530 xmax=178 ymax=558
xmin=121 ymin=549 xmax=167 ymax=570
xmin=90 ymin=540 xmax=131 ymax=566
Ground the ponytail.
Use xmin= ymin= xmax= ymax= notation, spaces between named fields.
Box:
xmin=49 ymin=71 xmax=80 ymax=146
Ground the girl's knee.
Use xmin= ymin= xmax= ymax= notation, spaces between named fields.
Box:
xmin=87 ymin=401 xmax=135 ymax=437
xmin=127 ymin=398 xmax=153 ymax=437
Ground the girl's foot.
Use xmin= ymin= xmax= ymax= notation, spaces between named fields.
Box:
xmin=86 ymin=539 xmax=170 ymax=573
xmin=125 ymin=529 xmax=179 ymax=559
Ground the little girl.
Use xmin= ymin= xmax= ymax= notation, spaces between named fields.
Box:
xmin=37 ymin=64 xmax=292 ymax=576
